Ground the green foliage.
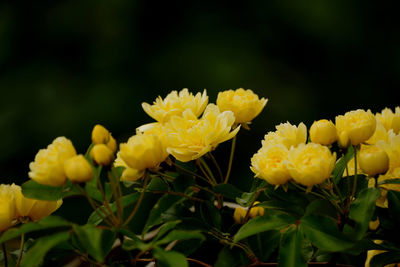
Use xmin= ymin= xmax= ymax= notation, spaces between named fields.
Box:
xmin=278 ymin=226 xmax=307 ymax=267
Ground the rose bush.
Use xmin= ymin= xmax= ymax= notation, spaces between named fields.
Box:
xmin=1 ymin=89 xmax=400 ymax=267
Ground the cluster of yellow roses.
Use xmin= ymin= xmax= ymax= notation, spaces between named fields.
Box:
xmin=0 ymin=184 xmax=62 ymax=232
xmin=251 ymin=107 xmax=400 ymax=188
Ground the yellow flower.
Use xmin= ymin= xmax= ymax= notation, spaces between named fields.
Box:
xmin=377 ymin=133 xmax=400 ymax=174
xmin=90 ymin=144 xmax=114 ymax=166
xmin=11 ymin=184 xmax=62 ymax=222
xmin=369 ymin=217 xmax=380 ymax=231
xmin=165 ymin=104 xmax=240 ymax=162
xmin=335 ymin=109 xmax=376 ymax=146
xmin=0 ymin=184 xmax=15 ymax=232
xmin=216 ymin=88 xmax=268 ymax=124
xmin=366 ymin=120 xmax=389 ymax=145
xmin=119 ymin=133 xmax=168 ymax=178
xmin=91 ymin=124 xmax=117 ymax=153
xmin=365 ymin=240 xmax=399 ymax=267
xmin=142 ymin=89 xmax=208 ymax=123
xmin=64 ymin=155 xmax=93 ymax=183
xmin=249 ymin=201 xmax=265 ymax=218
xmin=378 ymin=167 xmax=400 ymax=192
xmin=29 ymin=137 xmax=77 ymax=187
xmin=250 ymin=144 xmax=291 ymax=185
xmin=285 ymin=143 xmax=336 ymax=187
xmin=233 ymin=206 xmax=247 ymax=224
xmin=262 ymin=122 xmax=307 ymax=149
xmin=376 ymin=107 xmax=400 ymax=134
xmin=358 ymin=145 xmax=389 ymax=176
xmin=343 ymin=157 xmax=362 ymax=177
xmin=309 ymin=119 xmax=337 ymax=146
xmin=114 ymin=152 xmax=144 ymax=182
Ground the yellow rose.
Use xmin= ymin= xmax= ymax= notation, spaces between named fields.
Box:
xmin=11 ymin=184 xmax=62 ymax=222
xmin=249 ymin=201 xmax=265 ymax=218
xmin=216 ymin=88 xmax=268 ymax=124
xmin=377 ymin=134 xmax=400 ymax=174
xmin=114 ymin=152 xmax=144 ymax=182
xmin=91 ymin=124 xmax=117 ymax=153
xmin=250 ymin=144 xmax=291 ymax=185
xmin=358 ymin=145 xmax=389 ymax=176
xmin=262 ymin=122 xmax=307 ymax=149
xmin=366 ymin=120 xmax=389 ymax=145
xmin=285 ymin=143 xmax=336 ymax=187
xmin=142 ymin=89 xmax=208 ymax=123
xmin=376 ymin=107 xmax=400 ymax=134
xmin=119 ymin=133 xmax=168 ymax=174
xmin=309 ymin=119 xmax=337 ymax=146
xmin=335 ymin=109 xmax=376 ymax=146
xmin=0 ymin=184 xmax=15 ymax=232
xmin=64 ymin=155 xmax=93 ymax=183
xmin=233 ymin=206 xmax=247 ymax=224
xmin=165 ymin=104 xmax=240 ymax=162
xmin=29 ymin=137 xmax=77 ymax=187
xmin=90 ymin=144 xmax=114 ymax=166
xmin=378 ymin=167 xmax=400 ymax=192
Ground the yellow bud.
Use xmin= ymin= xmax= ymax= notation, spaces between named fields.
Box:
xmin=92 ymin=124 xmax=110 ymax=144
xmin=233 ymin=206 xmax=247 ymax=224
xmin=90 ymin=144 xmax=114 ymax=166
xmin=0 ymin=184 xmax=16 ymax=232
xmin=359 ymin=145 xmax=389 ymax=176
xmin=309 ymin=119 xmax=337 ymax=145
xmin=249 ymin=202 xmax=265 ymax=218
xmin=338 ymin=131 xmax=350 ymax=148
xmin=369 ymin=217 xmax=380 ymax=231
xmin=28 ymin=200 xmax=63 ymax=222
xmin=64 ymin=155 xmax=93 ymax=183
xmin=106 ymin=135 xmax=117 ymax=153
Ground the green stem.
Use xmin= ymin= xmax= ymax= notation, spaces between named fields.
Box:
xmin=108 ymin=169 xmax=122 ymax=224
xmin=96 ymin=172 xmax=117 ymax=224
xmin=351 ymin=146 xmax=358 ymax=200
xmin=152 ymin=170 xmax=175 ymax=182
xmin=149 ymin=190 xmax=205 ymax=202
xmin=2 ymin=242 xmax=8 ymax=267
xmin=208 ymin=152 xmax=224 ymax=183
xmin=171 ymin=161 xmax=213 ymax=185
xmin=199 ymin=158 xmax=217 ymax=185
xmin=123 ymin=172 xmax=149 ymax=226
xmin=224 ymin=136 xmax=237 ymax=184
xmin=15 ymin=233 xmax=24 ymax=267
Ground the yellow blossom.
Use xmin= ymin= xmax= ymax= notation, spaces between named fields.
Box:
xmin=64 ymin=155 xmax=93 ymax=183
xmin=378 ymin=167 xmax=400 ymax=193
xmin=285 ymin=143 xmax=336 ymax=187
xmin=376 ymin=107 xmax=400 ymax=134
xmin=233 ymin=206 xmax=247 ymax=224
xmin=262 ymin=122 xmax=307 ymax=149
xmin=119 ymin=133 xmax=168 ymax=179
xmin=11 ymin=184 xmax=62 ymax=222
xmin=250 ymin=144 xmax=291 ymax=185
xmin=0 ymin=184 xmax=15 ymax=232
xmin=233 ymin=202 xmax=264 ymax=224
xmin=366 ymin=120 xmax=389 ymax=145
xmin=309 ymin=119 xmax=337 ymax=145
xmin=358 ymin=145 xmax=389 ymax=176
xmin=106 ymin=135 xmax=117 ymax=153
xmin=249 ymin=201 xmax=265 ymax=218
xmin=165 ymin=104 xmax=240 ymax=162
xmin=91 ymin=124 xmax=117 ymax=153
xmin=90 ymin=144 xmax=114 ymax=166
xmin=114 ymin=152 xmax=144 ymax=182
xmin=377 ymin=134 xmax=400 ymax=174
xmin=29 ymin=137 xmax=77 ymax=187
xmin=343 ymin=157 xmax=362 ymax=177
xmin=142 ymin=89 xmax=208 ymax=123
xmin=335 ymin=109 xmax=376 ymax=146
xmin=369 ymin=217 xmax=380 ymax=231
xmin=216 ymin=88 xmax=268 ymax=124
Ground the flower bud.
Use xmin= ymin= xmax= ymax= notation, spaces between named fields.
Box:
xmin=309 ymin=119 xmax=337 ymax=145
xmin=106 ymin=135 xmax=117 ymax=153
xmin=249 ymin=201 xmax=265 ymax=218
xmin=358 ymin=145 xmax=389 ymax=176
xmin=233 ymin=206 xmax=247 ymax=224
xmin=0 ymin=185 xmax=15 ymax=232
xmin=92 ymin=124 xmax=110 ymax=144
xmin=338 ymin=131 xmax=350 ymax=148
xmin=64 ymin=155 xmax=93 ymax=183
xmin=90 ymin=144 xmax=114 ymax=166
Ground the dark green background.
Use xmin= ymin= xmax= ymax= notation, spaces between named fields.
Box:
xmin=1 ymin=0 xmax=399 ymax=189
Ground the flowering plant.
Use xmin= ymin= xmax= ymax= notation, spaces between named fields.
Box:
xmin=1 ymin=89 xmax=400 ymax=267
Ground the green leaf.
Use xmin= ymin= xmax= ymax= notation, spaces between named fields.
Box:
xmin=301 ymin=215 xmax=355 ymax=252
xmin=117 ymin=228 xmax=150 ymax=251
xmin=200 ymin=201 xmax=222 ymax=229
xmin=20 ymin=231 xmax=70 ymax=267
xmin=259 ymin=200 xmax=304 ymax=217
xmin=247 ymin=230 xmax=280 ymax=262
xmin=0 ymin=216 xmax=71 ymax=244
xmin=369 ymin=251 xmax=400 ymax=267
xmin=143 ymin=194 xmax=184 ymax=234
xmin=304 ymin=199 xmax=337 ymax=219
xmin=332 ymin=146 xmax=354 ymax=183
xmin=87 ymin=192 xmax=140 ymax=225
xmin=378 ymin=178 xmax=400 ymax=185
xmin=21 ymin=180 xmax=64 ymax=201
xmin=343 ymin=188 xmax=380 ymax=240
xmin=387 ymin=190 xmax=400 ymax=223
xmin=215 ymin=247 xmax=241 ymax=267
xmin=73 ymin=224 xmax=116 ymax=262
xmin=153 ymin=247 xmax=188 ymax=267
xmin=154 ymin=220 xmax=182 ymax=242
xmin=278 ymin=226 xmax=307 ymax=267
xmin=234 ymin=211 xmax=297 ymax=243
xmin=213 ymin=184 xmax=243 ymax=200
xmin=236 ymin=192 xmax=256 ymax=207
xmin=155 ymin=230 xmax=205 ymax=246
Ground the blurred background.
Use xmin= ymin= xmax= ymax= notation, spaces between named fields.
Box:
xmin=1 ymin=0 xmax=399 ymax=191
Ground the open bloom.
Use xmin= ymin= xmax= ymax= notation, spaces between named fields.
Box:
xmin=251 ymin=144 xmax=291 ymax=185
xmin=262 ymin=122 xmax=307 ymax=149
xmin=0 ymin=184 xmax=15 ymax=232
xmin=142 ymin=89 xmax=208 ymax=123
xmin=309 ymin=119 xmax=337 ymax=146
xmin=11 ymin=184 xmax=62 ymax=222
xmin=216 ymin=88 xmax=268 ymax=124
xmin=29 ymin=137 xmax=77 ymax=187
xmin=366 ymin=120 xmax=389 ymax=145
xmin=165 ymin=104 xmax=239 ymax=162
xmin=335 ymin=109 xmax=376 ymax=146
xmin=376 ymin=107 xmax=400 ymax=134
xmin=285 ymin=143 xmax=336 ymax=187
